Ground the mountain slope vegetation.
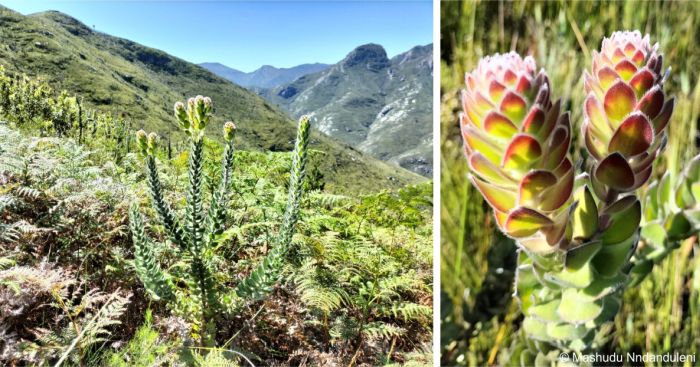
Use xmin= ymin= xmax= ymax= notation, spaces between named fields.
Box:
xmin=0 ymin=120 xmax=433 ymax=366
xmin=0 ymin=42 xmax=433 ymax=366
xmin=0 ymin=5 xmax=423 ymax=193
xmin=200 ymin=62 xmax=330 ymax=88
xmin=259 ymin=44 xmax=433 ymax=176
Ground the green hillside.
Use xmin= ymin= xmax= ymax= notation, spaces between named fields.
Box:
xmin=0 ymin=5 xmax=423 ymax=193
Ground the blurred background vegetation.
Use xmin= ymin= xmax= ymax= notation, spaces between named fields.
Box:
xmin=441 ymin=1 xmax=700 ymax=365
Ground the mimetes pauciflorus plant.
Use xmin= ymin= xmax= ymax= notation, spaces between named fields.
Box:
xmin=129 ymin=95 xmax=311 ymax=347
xmin=460 ymin=31 xmax=699 ymax=364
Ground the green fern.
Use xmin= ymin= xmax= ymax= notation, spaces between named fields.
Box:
xmin=3 ymin=264 xmax=131 ymax=367
xmin=293 ymin=204 xmax=432 ymax=359
xmin=52 ymin=289 xmax=132 ymax=367
xmin=105 ymin=309 xmax=174 ymax=367
xmin=362 ymin=322 xmax=405 ymax=341
xmin=384 ymin=302 xmax=432 ymax=322
xmin=294 ymin=259 xmax=348 ymax=313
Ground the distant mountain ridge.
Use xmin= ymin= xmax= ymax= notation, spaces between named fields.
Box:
xmin=199 ymin=62 xmax=330 ymax=88
xmin=258 ymin=43 xmax=433 ymax=176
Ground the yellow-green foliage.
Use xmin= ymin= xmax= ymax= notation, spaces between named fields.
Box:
xmin=0 ymin=66 xmax=137 ymax=161
xmin=294 ymin=184 xmax=433 ymax=362
xmin=106 ymin=309 xmax=176 ymax=367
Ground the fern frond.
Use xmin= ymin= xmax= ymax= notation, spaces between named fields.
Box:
xmin=188 ymin=347 xmax=245 ymax=367
xmin=294 ymin=260 xmax=347 ymax=313
xmin=381 ymin=302 xmax=432 ymax=322
xmin=54 ymin=290 xmax=131 ymax=367
xmin=0 ymin=125 xmax=25 ymax=174
xmin=0 ymin=223 xmax=20 ymax=243
xmin=13 ymin=186 xmax=42 ymax=200
xmin=80 ymin=290 xmax=131 ymax=345
xmin=307 ymin=192 xmax=350 ymax=210
xmin=378 ymin=273 xmax=420 ymax=294
xmin=0 ymin=194 xmax=16 ymax=212
xmin=329 ymin=314 xmax=359 ymax=343
xmin=0 ymin=257 xmax=16 ymax=270
xmin=362 ymin=322 xmax=404 ymax=341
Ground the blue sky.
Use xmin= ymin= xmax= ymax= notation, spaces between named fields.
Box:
xmin=1 ymin=1 xmax=432 ymax=72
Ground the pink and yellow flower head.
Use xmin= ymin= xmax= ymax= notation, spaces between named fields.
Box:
xmin=460 ymin=52 xmax=573 ymax=253
xmin=583 ymin=31 xmax=674 ymax=198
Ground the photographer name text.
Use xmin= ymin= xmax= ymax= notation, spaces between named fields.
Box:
xmin=560 ymin=352 xmax=695 ymax=364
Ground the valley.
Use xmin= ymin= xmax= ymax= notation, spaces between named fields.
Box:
xmin=205 ymin=43 xmax=434 ymax=176
xmin=0 ymin=5 xmax=424 ymax=193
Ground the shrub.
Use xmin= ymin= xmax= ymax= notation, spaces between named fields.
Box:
xmin=129 ymin=96 xmax=311 ymax=347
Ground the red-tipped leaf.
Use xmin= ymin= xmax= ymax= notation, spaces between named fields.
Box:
xmin=536 ymin=99 xmax=560 ymax=140
xmin=500 ymin=91 xmax=528 ymax=123
xmin=521 ymin=106 xmax=546 ymax=135
xmin=461 ymin=121 xmax=502 ymax=165
xmin=484 ymin=111 xmax=518 ymax=139
xmin=470 ymin=175 xmax=517 ymax=213
xmin=611 ymin=48 xmax=626 ymax=63
xmin=539 ymin=165 xmax=574 ymax=211
xmin=505 ymin=207 xmax=554 ymax=237
xmin=631 ymin=50 xmax=645 ymax=66
xmin=604 ymin=81 xmax=636 ymax=124
xmin=636 ymin=86 xmax=664 ymax=120
xmin=631 ymin=164 xmax=653 ymax=190
xmin=515 ymin=75 xmax=532 ymax=94
xmin=585 ymin=94 xmax=613 ymax=140
xmin=519 ymin=170 xmax=558 ymax=206
xmin=608 ymin=113 xmax=653 ymax=157
xmin=489 ymin=80 xmax=507 ymax=102
xmin=584 ymin=124 xmax=606 ymax=160
xmin=462 ymin=91 xmax=483 ymax=128
xmin=597 ymin=67 xmax=619 ymax=90
xmin=503 ymin=69 xmax=518 ymax=85
xmin=614 ymin=60 xmax=637 ymax=81
xmin=469 ymin=152 xmax=516 ymax=187
xmin=594 ymin=152 xmax=636 ymax=190
xmin=629 ymin=69 xmax=655 ymax=98
xmin=652 ymin=98 xmax=674 ymax=134
xmin=502 ymin=134 xmax=542 ymax=171
xmin=542 ymin=125 xmax=570 ymax=170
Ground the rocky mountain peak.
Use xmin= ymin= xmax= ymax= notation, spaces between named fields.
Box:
xmin=258 ymin=43 xmax=433 ymax=176
xmin=392 ymin=44 xmax=433 ymax=67
xmin=341 ymin=44 xmax=390 ymax=71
